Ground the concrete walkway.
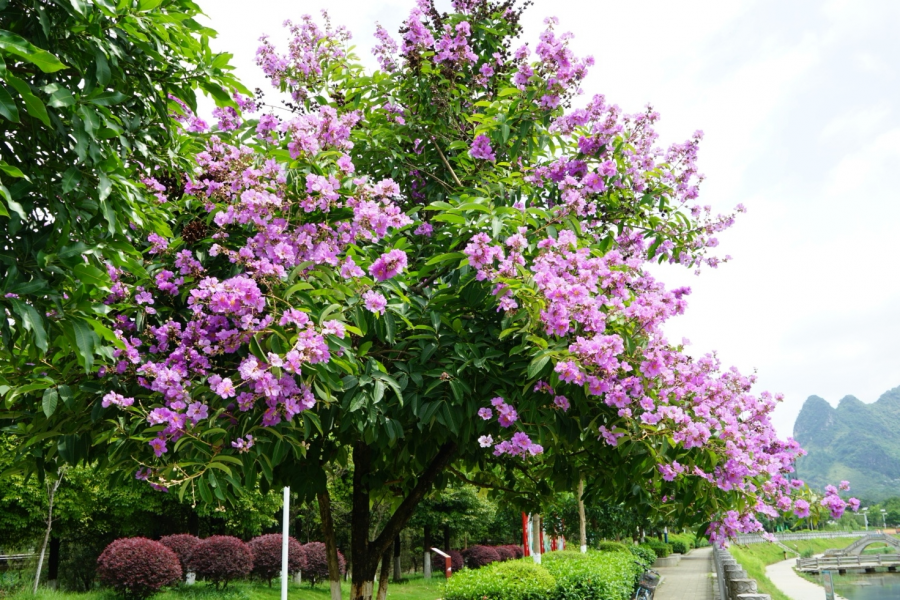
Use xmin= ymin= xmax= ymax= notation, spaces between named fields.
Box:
xmin=654 ymin=546 xmax=714 ymax=600
xmin=765 ymin=555 xmax=848 ymax=600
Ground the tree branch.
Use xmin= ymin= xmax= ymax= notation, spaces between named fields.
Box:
xmin=369 ymin=442 xmax=458 ymax=560
xmin=430 ymin=138 xmax=462 ymax=187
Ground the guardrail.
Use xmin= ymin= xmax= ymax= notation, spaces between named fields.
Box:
xmin=713 ymin=546 xmax=771 ymax=600
xmin=734 ymin=531 xmax=865 ymax=545
xmin=796 ymin=553 xmax=900 ymax=573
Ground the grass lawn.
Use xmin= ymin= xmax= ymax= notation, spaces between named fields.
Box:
xmin=2 ymin=574 xmax=444 ymax=600
xmin=729 ymin=537 xmax=863 ymax=600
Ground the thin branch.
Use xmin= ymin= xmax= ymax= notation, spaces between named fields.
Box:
xmin=430 ymin=137 xmax=462 ymax=187
xmin=447 ymin=466 xmax=522 ymax=495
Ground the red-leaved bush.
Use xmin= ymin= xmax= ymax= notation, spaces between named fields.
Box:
xmin=462 ymin=545 xmax=501 ymax=569
xmin=502 ymin=544 xmax=525 ymax=559
xmin=249 ymin=534 xmax=306 ymax=586
xmin=96 ymin=537 xmax=182 ymax=599
xmin=431 ymin=549 xmax=464 ymax=573
xmin=159 ymin=534 xmax=200 ymax=576
xmin=187 ymin=535 xmax=253 ymax=589
xmin=493 ymin=546 xmax=514 ymax=561
xmin=301 ymin=541 xmax=346 ymax=586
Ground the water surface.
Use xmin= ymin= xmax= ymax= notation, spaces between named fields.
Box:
xmin=832 ymin=572 xmax=900 ymax=600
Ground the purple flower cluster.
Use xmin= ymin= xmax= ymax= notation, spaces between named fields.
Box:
xmin=469 ymin=134 xmax=496 ymax=162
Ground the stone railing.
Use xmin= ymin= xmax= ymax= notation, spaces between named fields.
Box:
xmin=733 ymin=531 xmax=863 ymax=545
xmin=713 ymin=546 xmax=771 ymax=600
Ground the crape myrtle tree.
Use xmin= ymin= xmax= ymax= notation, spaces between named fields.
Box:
xmin=1 ymin=1 xmax=859 ymax=599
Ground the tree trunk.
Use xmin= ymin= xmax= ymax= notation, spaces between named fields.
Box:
xmin=392 ymin=533 xmax=402 ymax=582
xmin=577 ymin=478 xmax=587 ymax=553
xmin=48 ymin=536 xmax=60 ymax=589
xmin=349 ymin=442 xmax=457 ymax=600
xmin=33 ymin=471 xmax=64 ymax=594
xmin=375 ymin=543 xmax=392 ymax=600
xmin=531 ymin=513 xmax=542 ymax=565
xmin=423 ymin=524 xmax=432 ymax=580
xmin=318 ymin=490 xmax=343 ymax=600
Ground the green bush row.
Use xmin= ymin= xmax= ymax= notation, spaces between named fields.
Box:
xmin=443 ymin=550 xmax=642 ymax=600
xmin=628 ymin=544 xmax=657 ymax=566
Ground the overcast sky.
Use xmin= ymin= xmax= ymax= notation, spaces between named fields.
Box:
xmin=198 ymin=0 xmax=900 ymax=438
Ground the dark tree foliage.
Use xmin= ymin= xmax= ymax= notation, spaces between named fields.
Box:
xmin=302 ymin=541 xmax=346 ymax=587
xmin=461 ymin=545 xmax=500 ymax=569
xmin=158 ymin=534 xmax=200 ymax=576
xmin=431 ymin=548 xmax=464 ymax=573
xmin=187 ymin=535 xmax=253 ymax=589
xmin=96 ymin=537 xmax=181 ymax=599
xmin=0 ymin=0 xmax=244 ymax=479
xmin=248 ymin=534 xmax=306 ymax=586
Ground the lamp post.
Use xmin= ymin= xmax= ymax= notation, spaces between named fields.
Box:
xmin=881 ymin=509 xmax=887 ymax=529
xmin=863 ymin=507 xmax=869 ymax=531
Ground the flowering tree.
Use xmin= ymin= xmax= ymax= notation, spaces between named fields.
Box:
xmin=2 ymin=1 xmax=857 ymax=599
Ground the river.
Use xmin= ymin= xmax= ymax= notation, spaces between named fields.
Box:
xmin=832 ymin=572 xmax=900 ymax=600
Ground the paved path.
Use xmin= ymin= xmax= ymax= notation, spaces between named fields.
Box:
xmin=654 ymin=546 xmax=714 ymax=600
xmin=766 ymin=554 xmax=849 ymax=600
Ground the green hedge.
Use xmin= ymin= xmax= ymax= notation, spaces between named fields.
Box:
xmin=642 ymin=541 xmax=672 ymax=558
xmin=629 ymin=545 xmax=657 ymax=566
xmin=667 ymin=532 xmax=697 ymax=555
xmin=543 ymin=550 xmax=641 ymax=600
xmin=443 ymin=559 xmax=556 ymax=600
xmin=595 ymin=541 xmax=630 ymax=554
xmin=444 ymin=551 xmax=642 ymax=600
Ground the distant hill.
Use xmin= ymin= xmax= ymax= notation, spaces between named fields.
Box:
xmin=793 ymin=386 xmax=900 ymax=502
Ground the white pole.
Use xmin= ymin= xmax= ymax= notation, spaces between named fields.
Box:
xmin=282 ymin=486 xmax=290 ymax=600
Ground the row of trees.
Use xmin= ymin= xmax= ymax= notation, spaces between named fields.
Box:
xmin=0 ymin=1 xmax=857 ymax=599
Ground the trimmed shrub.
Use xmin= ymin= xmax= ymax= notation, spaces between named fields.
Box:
xmin=543 ymin=550 xmax=642 ymax=600
xmin=96 ymin=537 xmax=182 ymax=599
xmin=493 ymin=546 xmax=514 ymax=561
xmin=670 ymin=540 xmax=688 ymax=554
xmin=596 ymin=541 xmax=630 ymax=554
xmin=249 ymin=534 xmax=306 ymax=586
xmin=629 ymin=545 xmax=656 ymax=567
xmin=443 ymin=558 xmax=556 ymax=600
xmin=643 ymin=541 xmax=672 ymax=558
xmin=302 ymin=541 xmax=346 ymax=586
xmin=159 ymin=534 xmax=200 ymax=576
xmin=188 ymin=535 xmax=253 ymax=589
xmin=431 ymin=549 xmax=464 ymax=573
xmin=503 ymin=544 xmax=525 ymax=559
xmin=462 ymin=544 xmax=501 ymax=569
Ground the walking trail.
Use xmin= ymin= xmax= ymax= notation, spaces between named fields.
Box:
xmin=765 ymin=555 xmax=848 ymax=600
xmin=653 ymin=546 xmax=714 ymax=600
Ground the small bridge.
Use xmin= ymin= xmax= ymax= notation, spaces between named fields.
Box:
xmin=797 ymin=533 xmax=900 ymax=574
xmin=825 ymin=532 xmax=900 ymax=556
xmin=797 ymin=553 xmax=900 ymax=574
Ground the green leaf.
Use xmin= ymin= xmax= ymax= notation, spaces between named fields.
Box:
xmin=73 ymin=263 xmax=109 ymax=288
xmin=61 ymin=168 xmax=81 ymax=193
xmin=58 ymin=385 xmax=74 ymax=410
xmin=89 ymin=91 xmax=126 ymax=106
xmin=47 ymin=87 xmax=75 ymax=108
xmin=527 ymin=355 xmax=550 ymax=379
xmin=9 ymin=299 xmax=48 ymax=352
xmin=0 ymin=84 xmax=19 ymax=122
xmin=98 ymin=174 xmax=111 ymax=201
xmin=0 ymin=162 xmax=25 ymax=179
xmin=42 ymin=388 xmax=58 ymax=417
xmin=0 ymin=30 xmax=67 ymax=73
xmin=5 ymin=76 xmax=50 ymax=126
xmin=94 ymin=49 xmax=110 ymax=86
xmin=70 ymin=318 xmax=96 ymax=372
